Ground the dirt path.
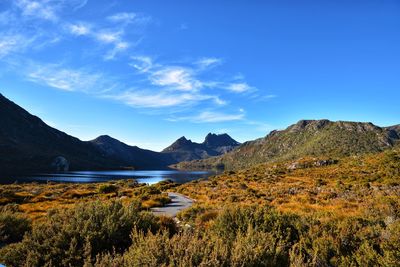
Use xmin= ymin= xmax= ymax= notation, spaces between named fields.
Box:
xmin=151 ymin=192 xmax=194 ymax=217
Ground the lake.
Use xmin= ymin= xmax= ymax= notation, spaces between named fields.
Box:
xmin=5 ymin=170 xmax=214 ymax=185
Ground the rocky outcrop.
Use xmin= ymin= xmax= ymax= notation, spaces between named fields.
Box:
xmin=287 ymin=158 xmax=339 ymax=170
xmin=51 ymin=156 xmax=70 ymax=172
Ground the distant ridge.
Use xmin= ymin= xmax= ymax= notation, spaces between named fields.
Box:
xmin=162 ymin=133 xmax=240 ymax=162
xmin=174 ymin=119 xmax=400 ymax=170
xmin=90 ymin=135 xmax=174 ymax=169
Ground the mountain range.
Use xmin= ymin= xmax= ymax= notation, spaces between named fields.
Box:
xmin=1 ymin=93 xmax=400 ymax=176
xmin=174 ymin=119 xmax=400 ymax=170
xmin=0 ymin=94 xmax=239 ymax=176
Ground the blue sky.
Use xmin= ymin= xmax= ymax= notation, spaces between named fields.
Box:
xmin=1 ymin=0 xmax=400 ymax=151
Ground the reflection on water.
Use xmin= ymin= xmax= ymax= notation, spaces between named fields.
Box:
xmin=8 ymin=170 xmax=214 ymax=185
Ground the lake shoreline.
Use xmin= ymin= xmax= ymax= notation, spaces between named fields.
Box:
xmin=0 ymin=169 xmax=215 ymax=185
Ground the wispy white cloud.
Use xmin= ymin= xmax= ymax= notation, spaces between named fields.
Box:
xmin=168 ymin=110 xmax=245 ymax=123
xmin=0 ymin=34 xmax=35 ymax=59
xmin=104 ymin=41 xmax=130 ymax=61
xmin=96 ymin=31 xmax=122 ymax=44
xmin=22 ymin=60 xmax=223 ymax=111
xmin=130 ymin=56 xmax=154 ymax=73
xmin=126 ymin=56 xmax=262 ymax=113
xmin=194 ymin=111 xmax=245 ymax=123
xmin=73 ymin=0 xmax=89 ymax=11
xmin=226 ymin=82 xmax=254 ymax=93
xmin=196 ymin=57 xmax=222 ymax=69
xmin=0 ymin=1 xmax=262 ymax=124
xmin=68 ymin=23 xmax=91 ymax=36
xmin=15 ymin=0 xmax=59 ymax=22
xmin=108 ymin=12 xmax=136 ymax=24
xmin=26 ymin=63 xmax=104 ymax=92
xmin=150 ymin=67 xmax=202 ymax=92
xmin=109 ymin=90 xmax=217 ymax=109
xmin=108 ymin=12 xmax=152 ymax=25
xmin=67 ymin=25 xmax=132 ymax=60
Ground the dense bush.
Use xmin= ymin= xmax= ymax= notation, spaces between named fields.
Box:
xmin=96 ymin=205 xmax=399 ymax=267
xmin=0 ymin=201 xmax=166 ymax=267
xmin=93 ymin=226 xmax=287 ymax=266
xmin=212 ymin=205 xmax=302 ymax=244
xmin=1 ymin=202 xmax=399 ymax=266
xmin=0 ymin=209 xmax=31 ymax=245
xmin=98 ymin=184 xmax=118 ymax=194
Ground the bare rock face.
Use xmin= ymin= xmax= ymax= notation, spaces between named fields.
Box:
xmin=287 ymin=158 xmax=339 ymax=170
xmin=51 ymin=156 xmax=69 ymax=172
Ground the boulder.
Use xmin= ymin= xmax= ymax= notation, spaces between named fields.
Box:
xmin=51 ymin=156 xmax=69 ymax=172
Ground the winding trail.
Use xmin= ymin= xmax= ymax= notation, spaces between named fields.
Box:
xmin=151 ymin=192 xmax=194 ymax=217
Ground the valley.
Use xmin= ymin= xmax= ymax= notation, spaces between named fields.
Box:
xmin=0 ymin=94 xmax=399 ymax=266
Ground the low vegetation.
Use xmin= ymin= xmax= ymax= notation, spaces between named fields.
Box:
xmin=1 ymin=202 xmax=398 ymax=266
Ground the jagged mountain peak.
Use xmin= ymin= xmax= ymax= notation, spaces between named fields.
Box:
xmin=203 ymin=133 xmax=239 ymax=147
xmin=162 ymin=133 xmax=240 ymax=161
xmin=177 ymin=136 xmax=190 ymax=142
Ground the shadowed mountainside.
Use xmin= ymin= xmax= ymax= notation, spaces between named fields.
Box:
xmin=0 ymin=94 xmax=124 ymax=175
xmin=90 ymin=135 xmax=175 ymax=169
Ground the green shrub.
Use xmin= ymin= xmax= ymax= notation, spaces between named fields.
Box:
xmin=177 ymin=205 xmax=207 ymax=223
xmin=212 ymin=205 xmax=302 ymax=244
xmin=98 ymin=184 xmax=118 ymax=194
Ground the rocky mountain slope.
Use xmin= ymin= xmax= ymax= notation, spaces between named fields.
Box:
xmin=175 ymin=119 xmax=400 ymax=170
xmin=162 ymin=133 xmax=240 ymax=162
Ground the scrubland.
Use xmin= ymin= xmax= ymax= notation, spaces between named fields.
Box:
xmin=0 ymin=149 xmax=399 ymax=266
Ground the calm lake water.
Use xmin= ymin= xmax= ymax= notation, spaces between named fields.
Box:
xmin=6 ymin=170 xmax=214 ymax=185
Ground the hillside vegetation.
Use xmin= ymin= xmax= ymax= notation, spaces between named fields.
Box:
xmin=175 ymin=120 xmax=400 ymax=170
